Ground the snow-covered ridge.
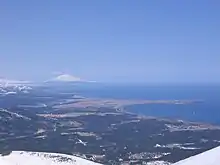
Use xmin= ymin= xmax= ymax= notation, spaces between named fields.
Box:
xmin=145 ymin=161 xmax=171 ymax=165
xmin=0 ymin=151 xmax=102 ymax=165
xmin=173 ymin=146 xmax=220 ymax=165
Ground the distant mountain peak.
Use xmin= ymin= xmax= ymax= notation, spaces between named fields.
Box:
xmin=56 ymin=74 xmax=81 ymax=82
xmin=48 ymin=74 xmax=85 ymax=82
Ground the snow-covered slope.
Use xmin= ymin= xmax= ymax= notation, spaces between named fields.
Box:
xmin=0 ymin=151 xmax=102 ymax=165
xmin=173 ymin=146 xmax=220 ymax=165
xmin=0 ymin=146 xmax=219 ymax=165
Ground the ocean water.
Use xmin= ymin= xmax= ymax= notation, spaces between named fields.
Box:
xmin=72 ymin=84 xmax=220 ymax=125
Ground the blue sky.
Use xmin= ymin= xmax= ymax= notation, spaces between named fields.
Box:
xmin=0 ymin=1 xmax=219 ymax=83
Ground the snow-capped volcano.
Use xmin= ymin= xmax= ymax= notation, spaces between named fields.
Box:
xmin=54 ymin=74 xmax=82 ymax=82
xmin=47 ymin=74 xmax=86 ymax=82
xmin=0 ymin=151 xmax=102 ymax=165
xmin=46 ymin=74 xmax=97 ymax=83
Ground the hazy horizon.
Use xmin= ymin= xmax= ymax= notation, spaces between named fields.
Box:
xmin=1 ymin=1 xmax=219 ymax=83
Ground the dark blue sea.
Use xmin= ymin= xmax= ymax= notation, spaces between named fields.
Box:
xmin=72 ymin=83 xmax=220 ymax=125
